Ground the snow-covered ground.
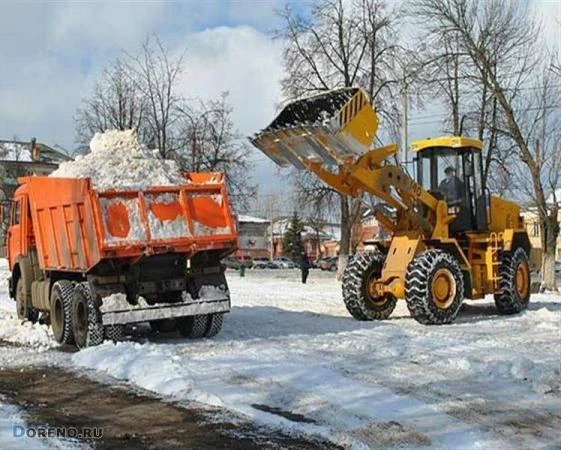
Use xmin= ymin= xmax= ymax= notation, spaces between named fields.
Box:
xmin=0 ymin=259 xmax=560 ymax=449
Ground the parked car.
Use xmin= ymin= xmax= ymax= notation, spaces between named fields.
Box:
xmin=252 ymin=257 xmax=277 ymax=269
xmin=222 ymin=255 xmax=253 ymax=270
xmin=319 ymin=256 xmax=338 ymax=271
xmin=273 ymin=256 xmax=297 ymax=269
xmin=222 ymin=256 xmax=242 ymax=270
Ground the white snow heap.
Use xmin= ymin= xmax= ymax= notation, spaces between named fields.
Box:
xmin=50 ymin=129 xmax=184 ymax=190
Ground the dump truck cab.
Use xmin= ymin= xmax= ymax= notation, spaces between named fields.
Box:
xmin=412 ymin=137 xmax=488 ymax=233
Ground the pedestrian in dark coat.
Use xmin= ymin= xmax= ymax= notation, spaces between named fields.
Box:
xmin=299 ymin=251 xmax=311 ymax=284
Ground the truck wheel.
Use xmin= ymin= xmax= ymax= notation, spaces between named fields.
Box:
xmin=178 ymin=315 xmax=208 ymax=338
xmin=405 ymin=250 xmax=464 ymax=325
xmin=16 ymin=277 xmax=39 ymax=323
xmin=104 ymin=325 xmax=125 ymax=342
xmin=72 ymin=283 xmax=104 ymax=348
xmin=205 ymin=313 xmax=224 ymax=337
xmin=149 ymin=319 xmax=177 ymax=333
xmin=342 ymin=251 xmax=397 ymax=320
xmin=50 ymin=280 xmax=75 ymax=345
xmin=494 ymin=248 xmax=531 ymax=314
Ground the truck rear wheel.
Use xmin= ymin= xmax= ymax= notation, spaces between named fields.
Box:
xmin=104 ymin=325 xmax=125 ymax=342
xmin=50 ymin=280 xmax=75 ymax=345
xmin=178 ymin=313 xmax=223 ymax=338
xmin=342 ymin=251 xmax=397 ymax=320
xmin=494 ymin=248 xmax=531 ymax=314
xmin=72 ymin=283 xmax=104 ymax=348
xmin=16 ymin=277 xmax=39 ymax=323
xmin=405 ymin=250 xmax=464 ymax=325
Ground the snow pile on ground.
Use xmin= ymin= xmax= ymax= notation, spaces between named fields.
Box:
xmin=70 ymin=271 xmax=561 ymax=449
xmin=50 ymin=130 xmax=183 ymax=190
xmin=0 ymin=319 xmax=54 ymax=350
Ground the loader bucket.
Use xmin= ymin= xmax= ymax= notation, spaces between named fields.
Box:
xmin=250 ymin=87 xmax=378 ymax=169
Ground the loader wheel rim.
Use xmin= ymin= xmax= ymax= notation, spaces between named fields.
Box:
xmin=366 ymin=274 xmax=388 ymax=306
xmin=431 ymin=268 xmax=456 ymax=309
xmin=515 ymin=262 xmax=529 ymax=300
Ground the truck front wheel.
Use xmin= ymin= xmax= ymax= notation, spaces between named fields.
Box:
xmin=50 ymin=280 xmax=75 ymax=344
xmin=72 ymin=283 xmax=104 ymax=348
xmin=16 ymin=278 xmax=39 ymax=324
xmin=178 ymin=313 xmax=223 ymax=338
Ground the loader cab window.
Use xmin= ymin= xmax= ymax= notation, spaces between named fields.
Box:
xmin=416 ymin=146 xmax=487 ymax=232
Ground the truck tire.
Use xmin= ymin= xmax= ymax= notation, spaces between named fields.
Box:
xmin=342 ymin=251 xmax=397 ymax=321
xmin=494 ymin=248 xmax=531 ymax=314
xmin=50 ymin=280 xmax=75 ymax=345
xmin=149 ymin=319 xmax=177 ymax=333
xmin=16 ymin=277 xmax=39 ymax=323
xmin=72 ymin=282 xmax=104 ymax=348
xmin=104 ymin=325 xmax=125 ymax=342
xmin=178 ymin=315 xmax=208 ymax=338
xmin=405 ymin=250 xmax=464 ymax=325
xmin=204 ymin=313 xmax=224 ymax=337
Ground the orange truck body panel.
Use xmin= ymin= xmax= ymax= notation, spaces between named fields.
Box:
xmin=9 ymin=173 xmax=237 ymax=273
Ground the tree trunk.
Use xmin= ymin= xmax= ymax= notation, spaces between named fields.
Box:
xmin=337 ymin=193 xmax=350 ymax=280
xmin=541 ymin=212 xmax=559 ymax=291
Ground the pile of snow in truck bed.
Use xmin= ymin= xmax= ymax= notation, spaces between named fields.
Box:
xmin=50 ymin=130 xmax=184 ymax=190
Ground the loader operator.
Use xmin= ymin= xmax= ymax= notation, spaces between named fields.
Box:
xmin=438 ymin=166 xmax=464 ymax=206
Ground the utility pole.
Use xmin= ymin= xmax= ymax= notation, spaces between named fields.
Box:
xmin=400 ymin=79 xmax=408 ymax=165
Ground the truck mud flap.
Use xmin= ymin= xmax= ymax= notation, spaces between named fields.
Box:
xmin=100 ymin=296 xmax=230 ymax=325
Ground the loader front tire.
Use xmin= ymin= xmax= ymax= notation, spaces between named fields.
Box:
xmin=405 ymin=250 xmax=464 ymax=325
xmin=50 ymin=280 xmax=75 ymax=345
xmin=204 ymin=313 xmax=224 ymax=337
xmin=342 ymin=251 xmax=397 ymax=321
xmin=494 ymin=248 xmax=530 ymax=315
xmin=72 ymin=282 xmax=104 ymax=348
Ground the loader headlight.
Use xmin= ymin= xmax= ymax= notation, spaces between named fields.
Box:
xmin=447 ymin=206 xmax=460 ymax=215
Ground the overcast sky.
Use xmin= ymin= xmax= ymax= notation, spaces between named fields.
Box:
xmin=0 ymin=0 xmax=559 ymax=199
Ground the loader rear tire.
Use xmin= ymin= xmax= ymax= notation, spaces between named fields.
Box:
xmin=50 ymin=280 xmax=75 ymax=345
xmin=494 ymin=248 xmax=530 ymax=315
xmin=72 ymin=283 xmax=104 ymax=348
xmin=405 ymin=250 xmax=464 ymax=325
xmin=342 ymin=251 xmax=397 ymax=321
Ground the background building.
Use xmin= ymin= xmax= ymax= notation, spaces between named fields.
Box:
xmin=0 ymin=138 xmax=71 ymax=255
xmin=236 ymin=215 xmax=270 ymax=258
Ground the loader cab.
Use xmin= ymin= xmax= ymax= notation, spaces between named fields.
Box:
xmin=412 ymin=137 xmax=487 ymax=233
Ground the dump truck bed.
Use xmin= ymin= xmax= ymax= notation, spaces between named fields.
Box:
xmin=20 ymin=174 xmax=237 ymax=272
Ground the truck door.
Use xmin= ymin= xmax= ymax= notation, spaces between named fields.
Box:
xmin=7 ymin=197 xmax=22 ymax=262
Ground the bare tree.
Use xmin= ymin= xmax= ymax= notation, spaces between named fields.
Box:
xmin=277 ymin=0 xmax=400 ymax=277
xmin=125 ymin=36 xmax=185 ymax=158
xmin=75 ymin=58 xmax=147 ymax=147
xmin=415 ymin=0 xmax=560 ymax=289
xmin=176 ymin=92 xmax=256 ymax=210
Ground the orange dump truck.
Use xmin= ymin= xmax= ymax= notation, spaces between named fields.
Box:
xmin=4 ymin=173 xmax=237 ymax=347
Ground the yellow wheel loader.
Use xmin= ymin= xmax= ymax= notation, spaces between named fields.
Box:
xmin=250 ymin=87 xmax=531 ymax=325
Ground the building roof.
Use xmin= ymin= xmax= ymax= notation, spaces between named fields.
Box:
xmin=238 ymin=214 xmax=269 ymax=224
xmin=0 ymin=139 xmax=72 ymax=164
